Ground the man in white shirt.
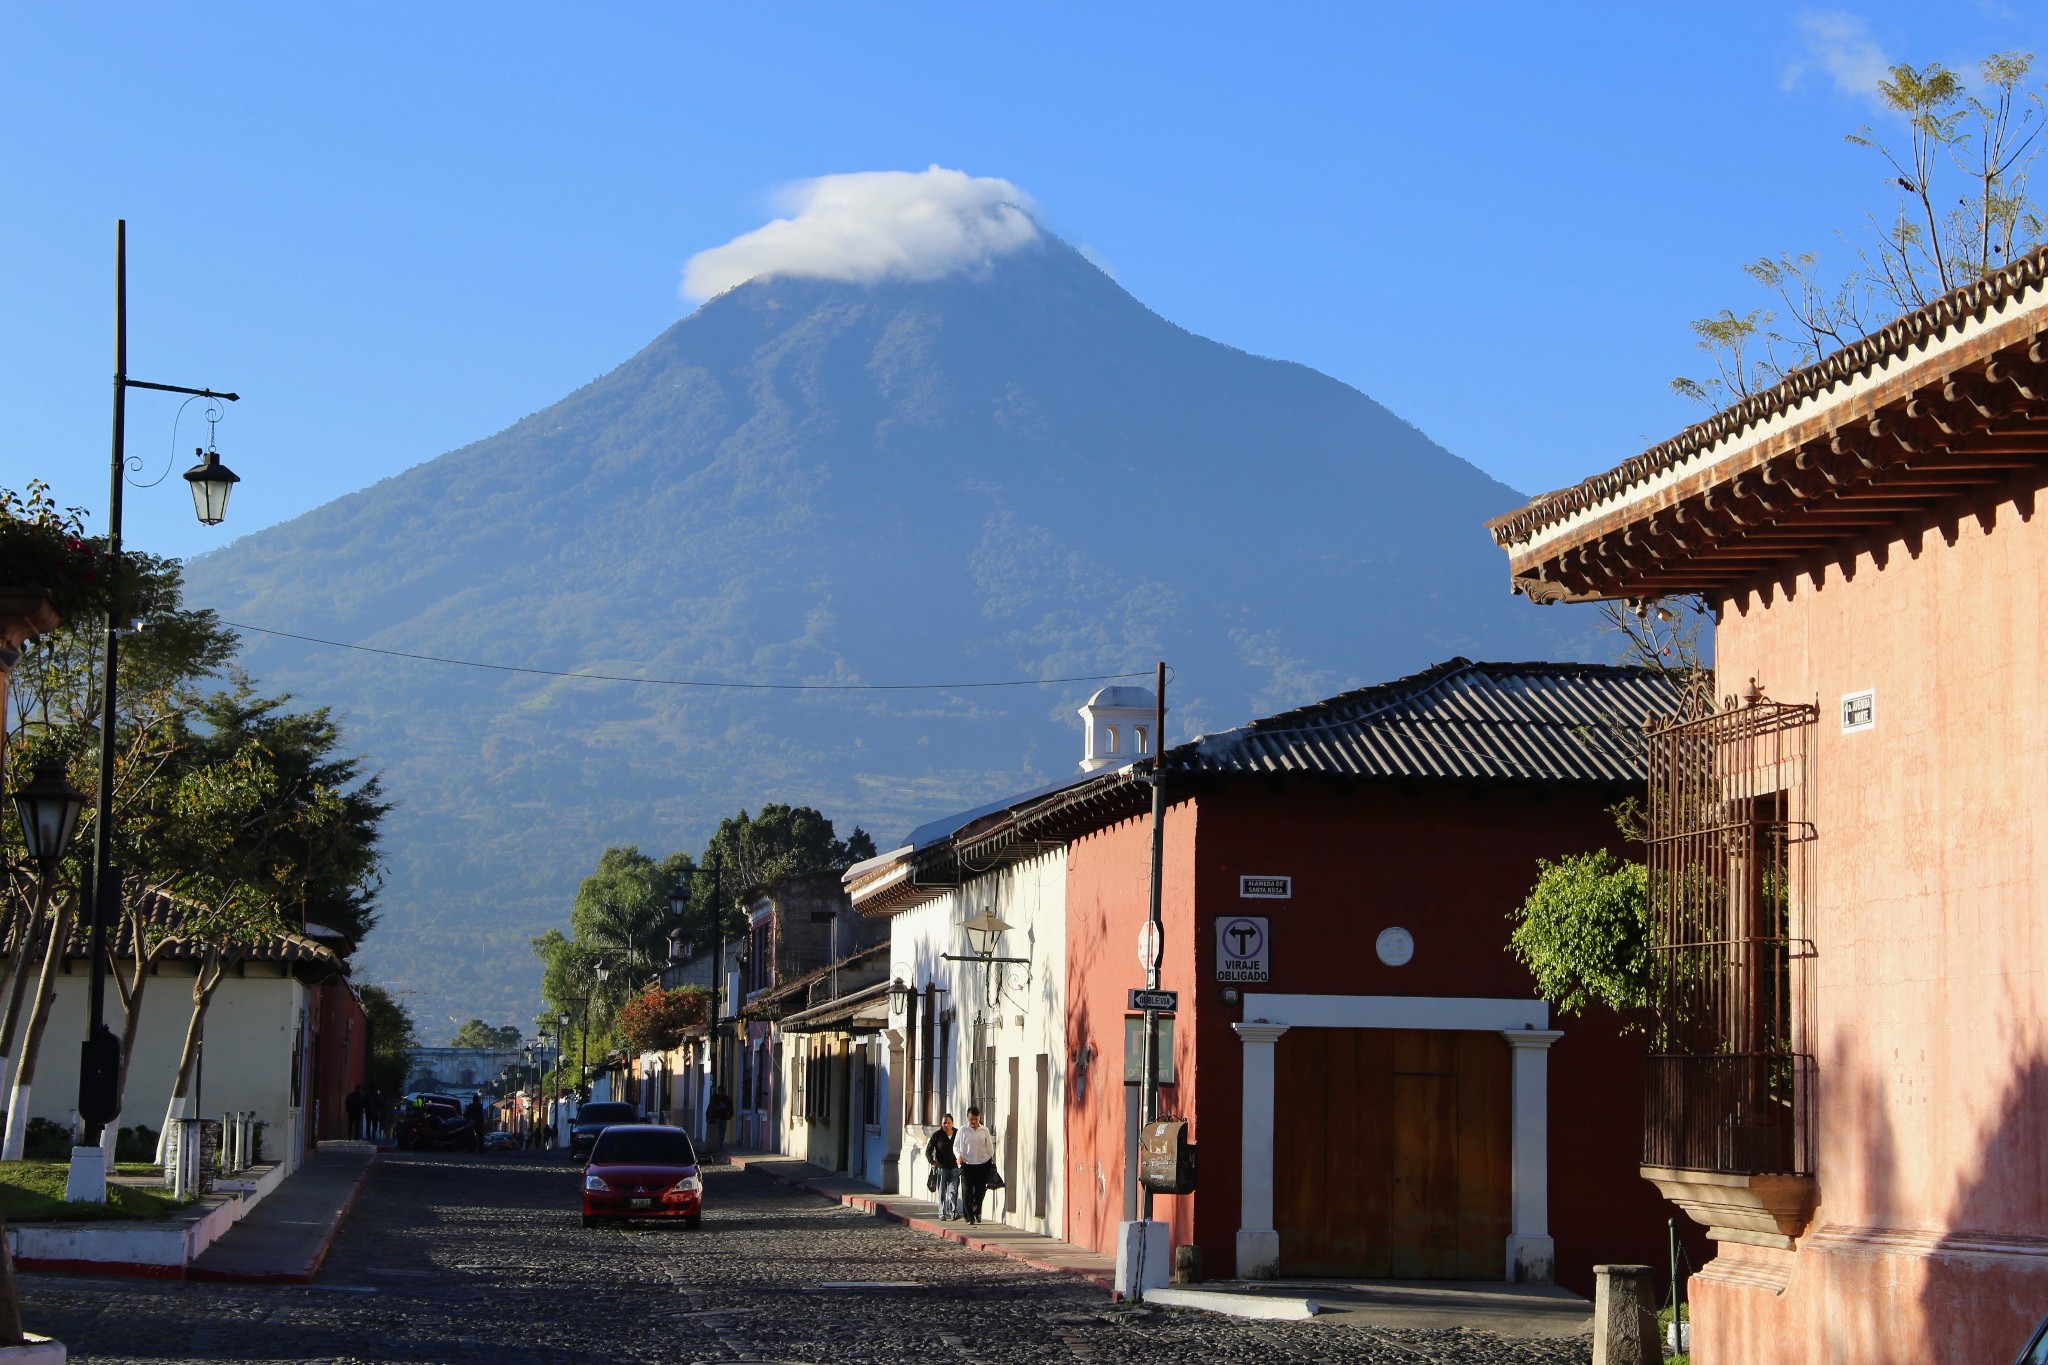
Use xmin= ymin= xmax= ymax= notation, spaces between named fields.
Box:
xmin=955 ymin=1106 xmax=998 ymax=1225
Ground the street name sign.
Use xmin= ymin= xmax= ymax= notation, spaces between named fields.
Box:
xmin=1216 ymin=915 xmax=1270 ymax=982
xmin=1128 ymin=988 xmax=1179 ymax=1012
xmin=1239 ymin=875 xmax=1291 ymax=899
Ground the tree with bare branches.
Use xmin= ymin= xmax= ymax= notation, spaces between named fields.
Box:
xmin=1675 ymin=53 xmax=2045 ymax=407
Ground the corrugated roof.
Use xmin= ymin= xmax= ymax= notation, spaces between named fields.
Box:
xmin=852 ymin=658 xmax=1678 ymax=921
xmin=1171 ymin=658 xmax=1681 ymax=784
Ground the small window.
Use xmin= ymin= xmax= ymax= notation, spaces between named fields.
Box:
xmin=1105 ymin=726 xmax=1119 ymax=754
xmin=1134 ymin=726 xmax=1149 ymax=754
xmin=1841 ymin=689 xmax=1875 ymax=734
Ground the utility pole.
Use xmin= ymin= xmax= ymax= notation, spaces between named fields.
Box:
xmin=1139 ymin=661 xmax=1168 ymax=1221
xmin=707 ymin=850 xmax=724 ymax=1100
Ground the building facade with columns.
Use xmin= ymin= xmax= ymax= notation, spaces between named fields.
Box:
xmin=1037 ymin=659 xmax=1692 ymax=1293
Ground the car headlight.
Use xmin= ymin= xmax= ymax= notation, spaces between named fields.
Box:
xmin=671 ymin=1175 xmax=702 ymax=1194
xmin=584 ymin=1174 xmax=611 ymax=1192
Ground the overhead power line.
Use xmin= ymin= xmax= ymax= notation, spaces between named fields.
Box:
xmin=219 ymin=621 xmax=1152 ymax=693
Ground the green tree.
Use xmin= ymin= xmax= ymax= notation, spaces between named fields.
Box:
xmin=1675 ymin=52 xmax=2045 ymax=407
xmin=141 ymin=679 xmax=387 ymax=1145
xmin=1506 ymin=848 xmax=1657 ymax=1030
xmin=690 ymin=804 xmax=874 ymax=941
xmin=359 ymin=984 xmax=420 ymax=1097
xmin=570 ymin=846 xmax=695 ymax=988
xmin=530 ymin=844 xmax=694 ymax=1076
xmin=2 ymin=528 xmax=239 ymax=1158
xmin=449 ymin=1019 xmax=522 ymax=1049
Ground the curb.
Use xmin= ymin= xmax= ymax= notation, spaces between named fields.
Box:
xmin=1144 ymin=1286 xmax=1322 ymax=1320
xmin=187 ymin=1150 xmax=378 ymax=1285
xmin=11 ymin=1257 xmax=186 ymax=1281
xmin=732 ymin=1160 xmax=1115 ymax=1290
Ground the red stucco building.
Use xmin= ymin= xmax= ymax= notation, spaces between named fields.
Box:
xmin=989 ymin=660 xmax=1694 ymax=1293
xmin=1489 ymin=249 xmax=2048 ymax=1359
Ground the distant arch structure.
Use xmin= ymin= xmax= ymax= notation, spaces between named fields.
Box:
xmin=405 ymin=1045 xmax=526 ymax=1095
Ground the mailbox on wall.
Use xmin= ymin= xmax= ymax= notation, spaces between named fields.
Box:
xmin=1139 ymin=1119 xmax=1197 ymax=1194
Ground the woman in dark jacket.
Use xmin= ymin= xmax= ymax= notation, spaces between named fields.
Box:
xmin=925 ymin=1114 xmax=961 ymax=1219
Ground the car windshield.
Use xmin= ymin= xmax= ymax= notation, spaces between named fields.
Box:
xmin=575 ymin=1103 xmax=637 ymax=1124
xmin=590 ymin=1129 xmax=698 ymax=1166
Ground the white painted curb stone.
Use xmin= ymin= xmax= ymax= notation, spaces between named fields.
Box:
xmin=1144 ymin=1287 xmax=1321 ymax=1321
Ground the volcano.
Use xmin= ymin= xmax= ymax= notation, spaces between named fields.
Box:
xmin=182 ymin=233 xmax=1598 ymax=1023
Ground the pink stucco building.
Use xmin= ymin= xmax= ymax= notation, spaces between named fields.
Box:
xmin=1489 ymin=250 xmax=2048 ymax=1361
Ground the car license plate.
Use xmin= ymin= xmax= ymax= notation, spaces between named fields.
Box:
xmin=627 ymin=1198 xmax=654 ymax=1209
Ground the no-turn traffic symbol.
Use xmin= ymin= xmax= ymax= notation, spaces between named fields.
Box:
xmin=1216 ymin=915 xmax=1270 ymax=983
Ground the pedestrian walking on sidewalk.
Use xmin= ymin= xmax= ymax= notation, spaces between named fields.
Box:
xmin=367 ymin=1088 xmax=385 ymax=1140
xmin=925 ymin=1114 xmax=961 ymax=1219
xmin=706 ymin=1087 xmax=733 ymax=1154
xmin=345 ymin=1085 xmax=366 ymax=1140
xmin=956 ymin=1107 xmax=997 ymax=1226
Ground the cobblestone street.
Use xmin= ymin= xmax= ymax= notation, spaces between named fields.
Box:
xmin=19 ymin=1152 xmax=1594 ymax=1364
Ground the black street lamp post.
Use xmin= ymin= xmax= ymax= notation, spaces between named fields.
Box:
xmin=80 ymin=222 xmax=242 ymax=1193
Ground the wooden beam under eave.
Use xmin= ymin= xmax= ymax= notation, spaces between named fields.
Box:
xmin=1870 ymin=471 xmax=2019 ymax=487
xmin=1693 ymin=550 xmax=1819 ymax=564
xmin=1930 ymin=448 xmax=2048 ymax=462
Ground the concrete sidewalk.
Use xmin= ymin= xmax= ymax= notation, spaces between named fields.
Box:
xmin=186 ymin=1141 xmax=377 ymax=1284
xmin=722 ymin=1150 xmax=1116 ymax=1288
xmin=1157 ymin=1277 xmax=1592 ymax=1337
xmin=722 ymin=1151 xmax=1592 ymax=1339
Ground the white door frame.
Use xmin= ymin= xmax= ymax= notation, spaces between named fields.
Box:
xmin=1232 ymin=993 xmax=1562 ymax=1283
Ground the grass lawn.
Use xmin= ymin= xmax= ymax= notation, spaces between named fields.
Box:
xmin=0 ymin=1161 xmax=190 ymax=1222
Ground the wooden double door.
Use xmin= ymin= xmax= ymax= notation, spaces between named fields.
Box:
xmin=1273 ymin=1027 xmax=1511 ymax=1279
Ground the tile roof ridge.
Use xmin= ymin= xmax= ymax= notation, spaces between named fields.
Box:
xmin=1206 ymin=657 xmax=1479 ymax=741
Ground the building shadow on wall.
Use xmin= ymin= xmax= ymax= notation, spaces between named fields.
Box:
xmin=1923 ymin=1047 xmax=2048 ymax=1362
xmin=1817 ymin=1030 xmax=1900 ymax=1364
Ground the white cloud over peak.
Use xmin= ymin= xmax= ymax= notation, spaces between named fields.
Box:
xmin=682 ymin=167 xmax=1041 ymax=300
xmin=1783 ymin=12 xmax=1892 ymax=104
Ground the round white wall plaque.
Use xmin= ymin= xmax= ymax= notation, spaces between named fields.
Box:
xmin=1375 ymin=927 xmax=1414 ymax=967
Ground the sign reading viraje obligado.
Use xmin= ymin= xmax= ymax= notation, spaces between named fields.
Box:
xmin=1216 ymin=915 xmax=1270 ymax=982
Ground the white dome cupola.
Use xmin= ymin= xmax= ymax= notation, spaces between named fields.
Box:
xmin=1078 ymin=684 xmax=1159 ymax=772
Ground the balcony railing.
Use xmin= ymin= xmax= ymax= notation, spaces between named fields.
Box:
xmin=1643 ymin=1052 xmax=1813 ymax=1176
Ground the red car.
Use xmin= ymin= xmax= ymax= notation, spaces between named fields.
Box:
xmin=580 ymin=1124 xmax=703 ymax=1228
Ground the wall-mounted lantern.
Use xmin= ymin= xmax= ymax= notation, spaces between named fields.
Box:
xmin=960 ymin=909 xmax=1012 ymax=958
xmin=943 ymin=907 xmax=1032 ymax=1001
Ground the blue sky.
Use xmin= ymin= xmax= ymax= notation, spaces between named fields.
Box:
xmin=3 ymin=3 xmax=2039 ymax=561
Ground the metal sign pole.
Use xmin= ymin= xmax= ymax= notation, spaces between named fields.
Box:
xmin=1139 ymin=661 xmax=1167 ymax=1222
